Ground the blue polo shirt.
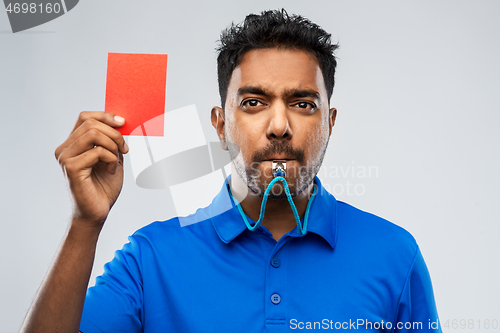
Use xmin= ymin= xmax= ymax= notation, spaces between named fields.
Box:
xmin=80 ymin=177 xmax=441 ymax=332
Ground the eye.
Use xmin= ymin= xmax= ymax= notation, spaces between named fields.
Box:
xmin=243 ymin=99 xmax=261 ymax=107
xmin=292 ymin=101 xmax=316 ymax=112
xmin=241 ymin=99 xmax=266 ymax=111
xmin=245 ymin=100 xmax=260 ymax=107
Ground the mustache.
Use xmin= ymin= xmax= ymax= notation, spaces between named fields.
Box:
xmin=252 ymin=141 xmax=305 ymax=163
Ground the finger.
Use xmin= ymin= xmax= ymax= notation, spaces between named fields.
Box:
xmin=64 ymin=146 xmax=119 ymax=178
xmin=72 ymin=111 xmax=125 ymax=133
xmin=56 ymin=118 xmax=128 ymax=161
xmin=58 ymin=128 xmax=120 ymax=168
xmin=69 ymin=119 xmax=128 ymax=154
xmin=118 ymin=152 xmax=124 ymax=166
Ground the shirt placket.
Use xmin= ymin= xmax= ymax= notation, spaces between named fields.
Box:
xmin=257 ymin=227 xmax=289 ymax=333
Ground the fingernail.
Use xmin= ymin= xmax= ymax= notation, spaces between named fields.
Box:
xmin=114 ymin=116 xmax=125 ymax=124
xmin=124 ymin=142 xmax=129 ymax=152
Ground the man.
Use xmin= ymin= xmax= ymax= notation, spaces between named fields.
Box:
xmin=21 ymin=9 xmax=441 ymax=332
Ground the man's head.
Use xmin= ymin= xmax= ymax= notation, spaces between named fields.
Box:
xmin=211 ymin=9 xmax=339 ymax=199
xmin=216 ymin=9 xmax=338 ymax=110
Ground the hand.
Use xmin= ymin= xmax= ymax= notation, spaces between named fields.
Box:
xmin=55 ymin=111 xmax=129 ymax=229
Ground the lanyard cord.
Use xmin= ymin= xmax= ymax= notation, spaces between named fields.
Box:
xmin=230 ymin=176 xmax=318 ymax=236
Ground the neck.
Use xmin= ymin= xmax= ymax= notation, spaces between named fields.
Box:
xmin=229 ymin=169 xmax=314 ymax=241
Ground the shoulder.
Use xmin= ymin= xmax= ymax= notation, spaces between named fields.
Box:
xmin=133 ymin=215 xmax=217 ymax=245
xmin=335 ymin=201 xmax=418 ymax=260
xmin=121 ymin=206 xmax=221 ymax=257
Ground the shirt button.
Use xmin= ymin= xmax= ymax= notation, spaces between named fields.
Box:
xmin=271 ymin=293 xmax=281 ymax=305
xmin=271 ymin=257 xmax=281 ymax=268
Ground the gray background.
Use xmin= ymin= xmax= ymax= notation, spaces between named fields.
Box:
xmin=1 ymin=0 xmax=499 ymax=331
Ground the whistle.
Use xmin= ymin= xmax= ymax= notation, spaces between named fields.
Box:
xmin=272 ymin=160 xmax=286 ymax=178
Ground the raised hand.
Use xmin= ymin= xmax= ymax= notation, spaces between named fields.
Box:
xmin=54 ymin=111 xmax=129 ymax=228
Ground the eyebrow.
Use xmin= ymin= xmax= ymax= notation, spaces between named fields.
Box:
xmin=237 ymin=85 xmax=321 ymax=102
xmin=237 ymin=85 xmax=271 ymax=97
xmin=285 ymin=88 xmax=321 ymax=101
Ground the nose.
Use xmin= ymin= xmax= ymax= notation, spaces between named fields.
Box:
xmin=266 ymin=102 xmax=293 ymax=140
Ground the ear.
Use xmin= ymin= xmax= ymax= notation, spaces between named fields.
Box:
xmin=211 ymin=106 xmax=227 ymax=150
xmin=328 ymin=107 xmax=337 ymax=136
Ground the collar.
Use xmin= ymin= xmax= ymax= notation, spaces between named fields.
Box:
xmin=209 ymin=176 xmax=337 ymax=249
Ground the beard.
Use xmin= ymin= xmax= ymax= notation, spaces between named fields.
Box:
xmin=228 ymin=140 xmax=328 ymax=200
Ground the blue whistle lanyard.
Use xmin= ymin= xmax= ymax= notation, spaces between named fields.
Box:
xmin=230 ymin=176 xmax=317 ymax=236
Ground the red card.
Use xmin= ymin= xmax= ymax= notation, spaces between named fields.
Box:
xmin=105 ymin=53 xmax=168 ymax=136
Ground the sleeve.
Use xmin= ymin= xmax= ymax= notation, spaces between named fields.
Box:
xmin=79 ymin=235 xmax=144 ymax=333
xmin=393 ymin=246 xmax=442 ymax=332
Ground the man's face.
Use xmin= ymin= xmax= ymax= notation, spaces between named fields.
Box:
xmin=212 ymin=47 xmax=336 ymax=198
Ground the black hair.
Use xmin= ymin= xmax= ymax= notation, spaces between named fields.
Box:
xmin=216 ymin=9 xmax=339 ymax=110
